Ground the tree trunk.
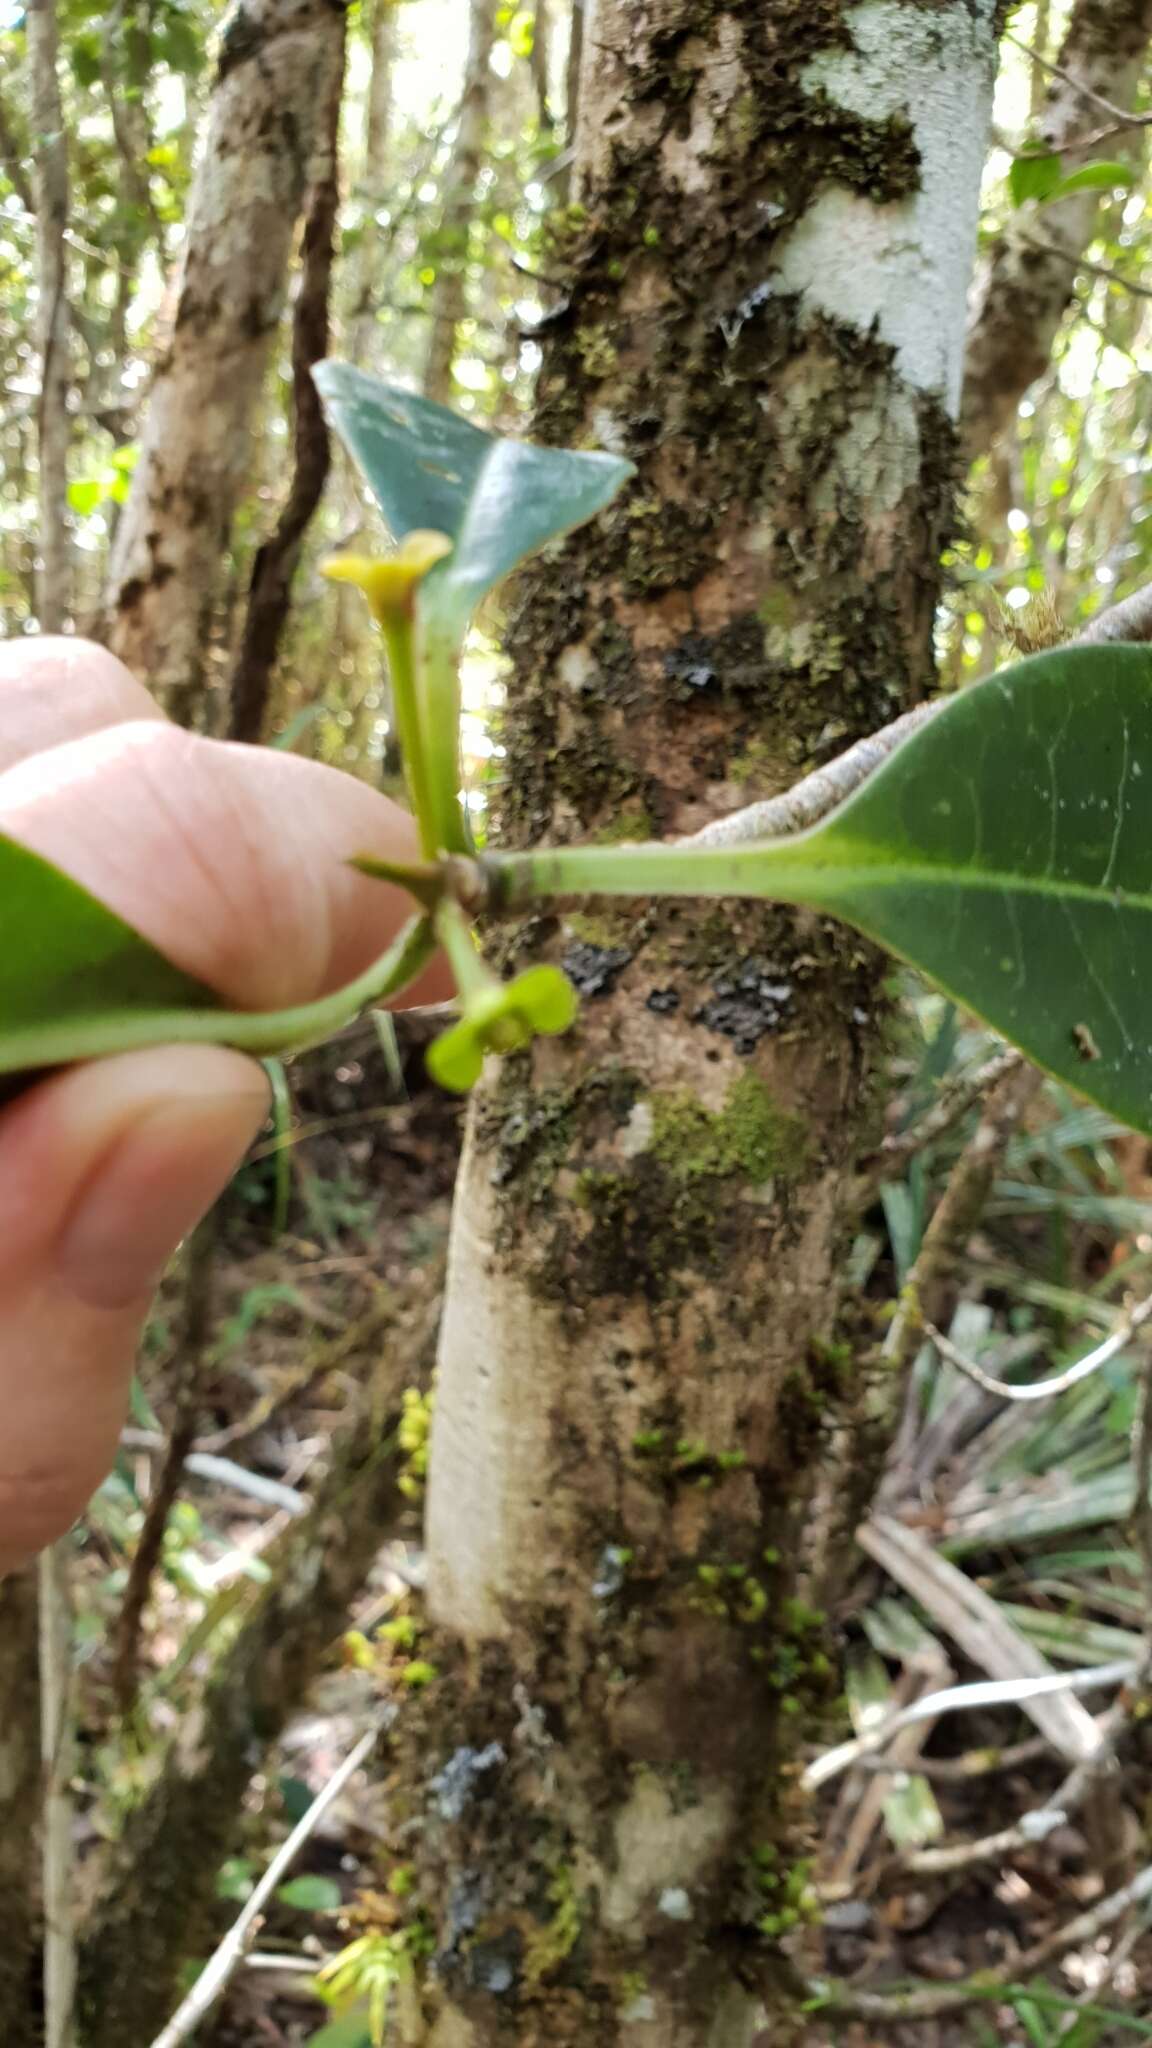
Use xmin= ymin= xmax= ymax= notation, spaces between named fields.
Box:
xmin=26 ymin=0 xmax=71 ymax=632
xmin=226 ymin=8 xmax=346 ymax=745
xmin=410 ymin=4 xmax=1000 ymax=2044
xmin=102 ymin=0 xmax=348 ymax=727
xmin=422 ymin=0 xmax=496 ymax=406
xmin=348 ymin=0 xmax=398 ymax=368
xmin=0 ymin=1571 xmax=41 ymax=2048
xmin=961 ymin=0 xmax=1152 ymax=458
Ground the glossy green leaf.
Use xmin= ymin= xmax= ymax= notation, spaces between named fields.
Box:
xmin=0 ymin=832 xmax=217 ymax=1051
xmin=0 ymin=831 xmax=435 ymax=1076
xmin=516 ymin=645 xmax=1152 ymax=1137
xmin=1009 ymin=150 xmax=1062 ymax=206
xmin=312 ymin=361 xmax=635 ymax=649
xmin=1044 ymin=160 xmax=1134 ymax=202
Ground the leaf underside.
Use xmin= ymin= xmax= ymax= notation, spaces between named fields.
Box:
xmin=312 ymin=361 xmax=635 ymax=646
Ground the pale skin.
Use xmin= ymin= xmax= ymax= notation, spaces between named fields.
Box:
xmin=0 ymin=638 xmax=450 ymax=1573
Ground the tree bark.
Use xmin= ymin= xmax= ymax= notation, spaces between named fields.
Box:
xmin=26 ymin=0 xmax=71 ymax=631
xmin=422 ymin=0 xmax=496 ymax=406
xmin=0 ymin=1571 xmax=41 ymax=2048
xmin=102 ymin=0 xmax=348 ymax=728
xmin=348 ymin=0 xmax=398 ymax=368
xmin=961 ymin=0 xmax=1152 ymax=459
xmin=226 ymin=7 xmax=346 ymax=744
xmin=411 ymin=4 xmax=1000 ymax=2044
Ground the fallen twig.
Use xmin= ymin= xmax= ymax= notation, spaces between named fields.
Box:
xmin=923 ymin=1290 xmax=1152 ymax=1404
xmin=40 ymin=1541 xmax=77 ymax=2048
xmin=147 ymin=1716 xmax=387 ymax=2048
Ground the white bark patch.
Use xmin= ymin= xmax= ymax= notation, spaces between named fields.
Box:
xmin=426 ymin=1118 xmax=559 ymax=1636
xmin=602 ymin=1772 xmax=735 ymax=1935
xmin=771 ymin=0 xmax=996 ymax=414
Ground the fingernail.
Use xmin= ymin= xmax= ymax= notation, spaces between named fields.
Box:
xmin=56 ymin=1070 xmax=268 ymax=1310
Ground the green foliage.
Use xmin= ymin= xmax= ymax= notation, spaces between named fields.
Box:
xmin=313 ymin=363 xmax=635 ymax=653
xmin=1009 ymin=150 xmax=1062 ymax=207
xmin=0 ymin=869 xmax=434 ymax=1076
xmin=277 ymin=1874 xmax=343 ymax=1913
xmin=521 ymin=644 xmax=1152 ymax=1136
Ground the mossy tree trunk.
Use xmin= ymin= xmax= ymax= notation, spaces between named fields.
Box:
xmin=410 ymin=4 xmax=1000 ymax=2044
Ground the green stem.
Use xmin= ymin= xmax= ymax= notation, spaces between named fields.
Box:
xmin=421 ymin=627 xmax=471 ymax=857
xmin=494 ymin=837 xmax=836 ymax=908
xmin=434 ymin=897 xmax=497 ymax=1004
xmin=382 ymin=615 xmax=439 ymax=860
xmin=0 ymin=917 xmax=437 ymax=1081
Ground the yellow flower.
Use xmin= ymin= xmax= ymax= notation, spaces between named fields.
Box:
xmin=321 ymin=529 xmax=453 ymax=622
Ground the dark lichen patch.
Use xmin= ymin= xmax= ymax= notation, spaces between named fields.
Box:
xmin=562 ymin=940 xmax=634 ymax=998
xmin=694 ymin=962 xmax=797 ymax=1055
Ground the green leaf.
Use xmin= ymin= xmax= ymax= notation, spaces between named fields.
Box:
xmin=314 ymin=362 xmax=633 ymax=856
xmin=305 ymin=2018 xmax=373 ymax=2048
xmin=68 ymin=478 xmax=104 ymax=517
xmin=312 ymin=362 xmax=635 ymax=650
xmin=276 ymin=1874 xmax=343 ymax=1913
xmin=516 ymin=645 xmax=1152 ymax=1137
xmin=215 ymin=1857 xmax=255 ymax=1903
xmin=0 ymin=831 xmax=435 ymax=1076
xmin=1044 ymin=160 xmax=1135 ymax=202
xmin=0 ymin=833 xmax=216 ymax=1052
xmin=1009 ymin=150 xmax=1062 ymax=206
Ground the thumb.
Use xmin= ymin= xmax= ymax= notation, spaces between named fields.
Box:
xmin=0 ymin=1044 xmax=268 ymax=1570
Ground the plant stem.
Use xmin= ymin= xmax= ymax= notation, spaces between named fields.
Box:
xmin=500 ymin=836 xmax=831 ymax=906
xmin=382 ymin=613 xmax=439 ymax=858
xmin=421 ymin=624 xmax=470 ymax=856
xmin=434 ymin=896 xmax=496 ymax=1003
xmin=0 ymin=916 xmax=436 ymax=1080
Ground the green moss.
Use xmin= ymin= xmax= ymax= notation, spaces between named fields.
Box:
xmin=650 ymin=1076 xmax=808 ymax=1186
xmin=523 ymin=1866 xmax=581 ymax=1985
xmin=592 ymin=804 xmax=653 ymax=845
xmin=573 ymin=325 xmax=619 ymax=379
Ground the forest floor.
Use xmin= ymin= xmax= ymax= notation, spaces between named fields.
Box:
xmin=75 ymin=1024 xmax=1152 ymax=2048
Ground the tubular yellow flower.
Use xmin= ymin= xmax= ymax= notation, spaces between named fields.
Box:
xmin=321 ymin=529 xmax=453 ymax=623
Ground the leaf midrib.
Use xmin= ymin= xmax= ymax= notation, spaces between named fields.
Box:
xmin=802 ymin=840 xmax=1152 ymax=913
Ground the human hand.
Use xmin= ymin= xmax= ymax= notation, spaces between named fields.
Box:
xmin=0 ymin=638 xmax=449 ymax=1571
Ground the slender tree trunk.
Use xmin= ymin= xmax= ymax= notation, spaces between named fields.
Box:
xmin=561 ymin=0 xmax=584 ymax=197
xmin=962 ymin=0 xmax=1152 ymax=458
xmin=422 ymin=0 xmax=496 ymax=405
xmin=529 ymin=0 xmax=554 ymax=135
xmin=407 ymin=5 xmax=1000 ymax=2044
xmin=0 ymin=1571 xmax=41 ymax=2048
xmin=226 ymin=9 xmax=346 ymax=744
xmin=103 ymin=0 xmax=348 ymax=727
xmin=348 ymin=0 xmax=398 ymax=368
xmin=26 ymin=0 xmax=71 ymax=631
